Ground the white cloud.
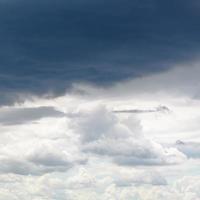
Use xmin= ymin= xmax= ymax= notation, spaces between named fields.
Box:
xmin=0 ymin=173 xmax=197 ymax=200
xmin=71 ymin=104 xmax=186 ymax=166
xmin=0 ymin=116 xmax=86 ymax=175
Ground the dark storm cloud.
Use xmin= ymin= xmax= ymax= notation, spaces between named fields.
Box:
xmin=0 ymin=0 xmax=200 ymax=103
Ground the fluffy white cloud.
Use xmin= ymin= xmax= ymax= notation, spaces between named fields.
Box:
xmin=0 ymin=100 xmax=187 ymax=175
xmin=0 ymin=116 xmax=86 ymax=175
xmin=71 ymin=105 xmax=186 ymax=166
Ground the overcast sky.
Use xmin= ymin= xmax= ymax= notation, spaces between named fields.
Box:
xmin=1 ymin=1 xmax=200 ymax=199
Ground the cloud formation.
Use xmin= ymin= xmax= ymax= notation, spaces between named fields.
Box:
xmin=114 ymin=105 xmax=170 ymax=114
xmin=0 ymin=172 xmax=198 ymax=200
xmin=0 ymin=0 xmax=200 ymax=199
xmin=0 ymin=106 xmax=65 ymax=125
xmin=0 ymin=64 xmax=199 ymax=198
xmin=72 ymin=105 xmax=186 ymax=166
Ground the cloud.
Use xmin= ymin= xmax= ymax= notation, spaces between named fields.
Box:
xmin=0 ymin=145 xmax=83 ymax=175
xmin=0 ymin=174 xmax=69 ymax=200
xmin=0 ymin=0 xmax=199 ymax=104
xmin=101 ymin=176 xmax=200 ymax=200
xmin=72 ymin=105 xmax=186 ymax=166
xmin=26 ymin=141 xmax=86 ymax=168
xmin=175 ymin=140 xmax=200 ymax=158
xmin=66 ymin=168 xmax=97 ymax=190
xmin=71 ymin=105 xmax=118 ymax=142
xmin=113 ymin=170 xmax=167 ymax=187
xmin=0 ymin=67 xmax=199 ymax=199
xmin=0 ymin=116 xmax=86 ymax=175
xmin=71 ymin=63 xmax=200 ymax=103
xmin=66 ymin=165 xmax=167 ymax=191
xmin=0 ymin=173 xmax=197 ymax=200
xmin=0 ymin=106 xmax=65 ymax=125
xmin=0 ymin=87 xmax=198 ymax=199
xmin=113 ymin=105 xmax=170 ymax=114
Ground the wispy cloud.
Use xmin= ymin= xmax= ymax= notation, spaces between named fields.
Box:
xmin=113 ymin=105 xmax=170 ymax=114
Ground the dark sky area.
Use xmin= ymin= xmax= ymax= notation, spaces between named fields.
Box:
xmin=0 ymin=0 xmax=200 ymax=103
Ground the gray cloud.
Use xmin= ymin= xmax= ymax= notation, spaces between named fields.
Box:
xmin=0 ymin=159 xmax=71 ymax=176
xmin=113 ymin=105 xmax=170 ymax=114
xmin=175 ymin=140 xmax=200 ymax=158
xmin=0 ymin=141 xmax=86 ymax=175
xmin=0 ymin=0 xmax=200 ymax=104
xmin=0 ymin=106 xmax=65 ymax=125
xmin=72 ymin=105 xmax=186 ymax=166
xmin=0 ymin=157 xmax=71 ymax=175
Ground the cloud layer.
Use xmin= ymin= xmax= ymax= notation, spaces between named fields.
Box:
xmin=0 ymin=62 xmax=200 ymax=198
xmin=0 ymin=0 xmax=200 ymax=104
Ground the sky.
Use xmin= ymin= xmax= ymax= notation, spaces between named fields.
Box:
xmin=1 ymin=0 xmax=200 ymax=199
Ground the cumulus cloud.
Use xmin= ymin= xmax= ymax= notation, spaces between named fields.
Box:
xmin=0 ymin=172 xmax=196 ymax=200
xmin=0 ymin=100 xmax=186 ymax=176
xmin=0 ymin=142 xmax=84 ymax=175
xmin=71 ymin=105 xmax=186 ymax=166
xmin=0 ymin=173 xmax=197 ymax=200
xmin=0 ymin=116 xmax=86 ymax=175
